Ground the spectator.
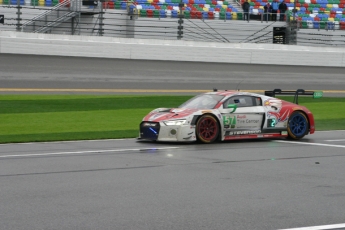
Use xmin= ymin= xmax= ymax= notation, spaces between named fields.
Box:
xmin=264 ymin=2 xmax=271 ymax=21
xmin=271 ymin=0 xmax=279 ymax=21
xmin=279 ymin=0 xmax=288 ymax=21
xmin=242 ymin=0 xmax=250 ymax=21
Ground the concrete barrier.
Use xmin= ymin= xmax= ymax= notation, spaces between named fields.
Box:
xmin=1 ymin=30 xmax=345 ymax=67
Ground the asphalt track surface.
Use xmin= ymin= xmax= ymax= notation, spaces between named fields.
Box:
xmin=1 ymin=131 xmax=345 ymax=230
xmin=1 ymin=54 xmax=345 ymax=230
xmin=0 ymin=54 xmax=345 ymax=96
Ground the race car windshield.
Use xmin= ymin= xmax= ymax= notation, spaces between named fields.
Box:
xmin=178 ymin=94 xmax=224 ymax=109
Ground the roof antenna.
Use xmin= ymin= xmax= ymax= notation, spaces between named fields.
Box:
xmin=235 ymin=79 xmax=245 ymax=91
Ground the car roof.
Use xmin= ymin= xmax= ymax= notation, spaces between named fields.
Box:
xmin=205 ymin=90 xmax=258 ymax=97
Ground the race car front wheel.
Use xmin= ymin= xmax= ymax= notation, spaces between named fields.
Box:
xmin=196 ymin=114 xmax=220 ymax=143
xmin=287 ymin=111 xmax=309 ymax=140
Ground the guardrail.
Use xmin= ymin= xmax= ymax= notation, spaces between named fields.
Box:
xmin=1 ymin=30 xmax=345 ymax=67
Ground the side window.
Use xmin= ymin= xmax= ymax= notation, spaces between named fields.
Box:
xmin=255 ymin=97 xmax=262 ymax=106
xmin=223 ymin=96 xmax=260 ymax=108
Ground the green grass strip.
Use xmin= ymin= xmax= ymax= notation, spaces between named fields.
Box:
xmin=0 ymin=95 xmax=344 ymax=143
xmin=0 ymin=95 xmax=190 ymax=143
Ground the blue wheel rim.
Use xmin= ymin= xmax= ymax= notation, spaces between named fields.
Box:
xmin=289 ymin=113 xmax=307 ymax=137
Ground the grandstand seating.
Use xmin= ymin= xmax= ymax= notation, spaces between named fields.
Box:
xmin=121 ymin=0 xmax=345 ymax=25
xmin=1 ymin=0 xmax=345 ymax=28
xmin=128 ymin=0 xmax=241 ymax=20
xmin=1 ymin=0 xmax=59 ymax=5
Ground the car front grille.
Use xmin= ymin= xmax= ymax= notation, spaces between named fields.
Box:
xmin=140 ymin=122 xmax=160 ymax=140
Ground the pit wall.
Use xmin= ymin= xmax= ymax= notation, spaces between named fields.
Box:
xmin=1 ymin=31 xmax=345 ymax=67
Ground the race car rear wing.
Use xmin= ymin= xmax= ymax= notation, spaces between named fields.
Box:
xmin=264 ymin=89 xmax=323 ymax=104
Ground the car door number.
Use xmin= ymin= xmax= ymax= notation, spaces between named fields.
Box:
xmin=223 ymin=114 xmax=262 ymax=129
xmin=223 ymin=115 xmax=236 ymax=128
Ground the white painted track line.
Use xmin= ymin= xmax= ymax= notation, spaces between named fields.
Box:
xmin=0 ymin=138 xmax=137 ymax=146
xmin=275 ymin=140 xmax=345 ymax=148
xmin=324 ymin=139 xmax=345 ymax=142
xmin=279 ymin=223 xmax=345 ymax=230
xmin=0 ymin=147 xmax=179 ymax=158
xmin=316 ymin=130 xmax=345 ymax=132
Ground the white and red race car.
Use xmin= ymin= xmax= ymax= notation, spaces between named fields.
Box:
xmin=139 ymin=89 xmax=322 ymax=143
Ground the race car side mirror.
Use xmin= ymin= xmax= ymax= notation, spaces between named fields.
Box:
xmin=227 ymin=104 xmax=237 ymax=113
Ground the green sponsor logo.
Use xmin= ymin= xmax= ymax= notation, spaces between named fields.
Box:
xmin=313 ymin=91 xmax=323 ymax=99
xmin=223 ymin=116 xmax=236 ymax=128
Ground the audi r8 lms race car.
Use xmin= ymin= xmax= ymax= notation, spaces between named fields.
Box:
xmin=139 ymin=89 xmax=322 ymax=143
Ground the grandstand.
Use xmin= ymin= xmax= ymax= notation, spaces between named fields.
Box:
xmin=1 ymin=0 xmax=345 ymax=23
xmin=1 ymin=0 xmax=345 ymax=46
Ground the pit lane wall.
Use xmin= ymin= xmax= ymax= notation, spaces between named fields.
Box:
xmin=1 ymin=31 xmax=345 ymax=67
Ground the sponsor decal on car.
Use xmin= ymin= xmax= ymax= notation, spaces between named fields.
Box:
xmin=226 ymin=130 xmax=261 ymax=135
xmin=223 ymin=114 xmax=262 ymax=129
xmin=143 ymin=122 xmax=158 ymax=127
xmin=223 ymin=115 xmax=236 ymax=128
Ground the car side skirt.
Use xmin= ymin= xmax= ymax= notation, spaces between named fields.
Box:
xmin=224 ymin=132 xmax=288 ymax=141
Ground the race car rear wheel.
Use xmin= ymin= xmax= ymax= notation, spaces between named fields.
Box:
xmin=287 ymin=111 xmax=309 ymax=140
xmin=196 ymin=114 xmax=220 ymax=143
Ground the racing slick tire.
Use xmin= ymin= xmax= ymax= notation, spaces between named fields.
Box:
xmin=287 ymin=111 xmax=309 ymax=140
xmin=196 ymin=114 xmax=220 ymax=144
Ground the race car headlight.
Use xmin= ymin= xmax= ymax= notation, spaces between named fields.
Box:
xmin=163 ymin=119 xmax=187 ymax=126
